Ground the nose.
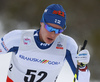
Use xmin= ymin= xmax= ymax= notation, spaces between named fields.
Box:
xmin=50 ymin=31 xmax=56 ymax=37
xmin=51 ymin=31 xmax=56 ymax=34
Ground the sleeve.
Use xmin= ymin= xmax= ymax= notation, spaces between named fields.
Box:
xmin=0 ymin=30 xmax=22 ymax=55
xmin=65 ymin=36 xmax=90 ymax=82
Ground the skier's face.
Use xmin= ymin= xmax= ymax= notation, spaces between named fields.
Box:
xmin=39 ymin=23 xmax=63 ymax=44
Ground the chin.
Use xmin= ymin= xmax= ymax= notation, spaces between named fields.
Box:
xmin=45 ymin=40 xmax=53 ymax=44
xmin=44 ymin=38 xmax=55 ymax=44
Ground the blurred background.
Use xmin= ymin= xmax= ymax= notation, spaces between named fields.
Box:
xmin=0 ymin=0 xmax=100 ymax=81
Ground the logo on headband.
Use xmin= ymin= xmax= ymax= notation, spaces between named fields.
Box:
xmin=53 ymin=10 xmax=65 ymax=17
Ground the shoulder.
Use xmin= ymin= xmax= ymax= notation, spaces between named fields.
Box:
xmin=59 ymin=33 xmax=76 ymax=43
xmin=60 ymin=34 xmax=78 ymax=52
xmin=3 ymin=30 xmax=22 ymax=40
xmin=1 ymin=29 xmax=36 ymax=52
xmin=1 ymin=30 xmax=23 ymax=48
xmin=3 ymin=29 xmax=36 ymax=40
xmin=67 ymin=35 xmax=78 ymax=54
xmin=2 ymin=30 xmax=23 ymax=44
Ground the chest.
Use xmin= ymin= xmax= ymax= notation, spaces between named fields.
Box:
xmin=15 ymin=31 xmax=67 ymax=69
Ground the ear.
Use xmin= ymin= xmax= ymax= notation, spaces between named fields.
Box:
xmin=40 ymin=22 xmax=44 ymax=27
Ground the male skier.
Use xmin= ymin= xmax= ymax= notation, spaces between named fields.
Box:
xmin=0 ymin=4 xmax=90 ymax=82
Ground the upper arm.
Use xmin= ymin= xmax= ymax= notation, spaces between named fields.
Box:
xmin=0 ymin=30 xmax=22 ymax=54
xmin=65 ymin=36 xmax=78 ymax=73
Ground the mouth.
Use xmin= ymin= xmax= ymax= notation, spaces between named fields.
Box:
xmin=45 ymin=37 xmax=54 ymax=44
xmin=47 ymin=37 xmax=53 ymax=41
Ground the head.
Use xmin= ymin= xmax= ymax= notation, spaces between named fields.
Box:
xmin=39 ymin=4 xmax=67 ymax=44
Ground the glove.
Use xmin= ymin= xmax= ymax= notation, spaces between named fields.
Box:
xmin=76 ymin=49 xmax=90 ymax=64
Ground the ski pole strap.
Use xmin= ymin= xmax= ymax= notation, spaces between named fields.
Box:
xmin=79 ymin=65 xmax=87 ymax=72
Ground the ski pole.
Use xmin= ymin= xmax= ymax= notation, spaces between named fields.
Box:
xmin=73 ymin=40 xmax=87 ymax=82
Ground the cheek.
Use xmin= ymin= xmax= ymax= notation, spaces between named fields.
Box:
xmin=40 ymin=27 xmax=48 ymax=39
xmin=42 ymin=28 xmax=48 ymax=36
xmin=42 ymin=27 xmax=50 ymax=36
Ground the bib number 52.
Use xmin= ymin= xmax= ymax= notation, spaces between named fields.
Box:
xmin=24 ymin=69 xmax=47 ymax=82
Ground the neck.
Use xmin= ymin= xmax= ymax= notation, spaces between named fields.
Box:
xmin=34 ymin=29 xmax=52 ymax=49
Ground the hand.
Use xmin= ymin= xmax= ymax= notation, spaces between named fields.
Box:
xmin=76 ymin=49 xmax=90 ymax=64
